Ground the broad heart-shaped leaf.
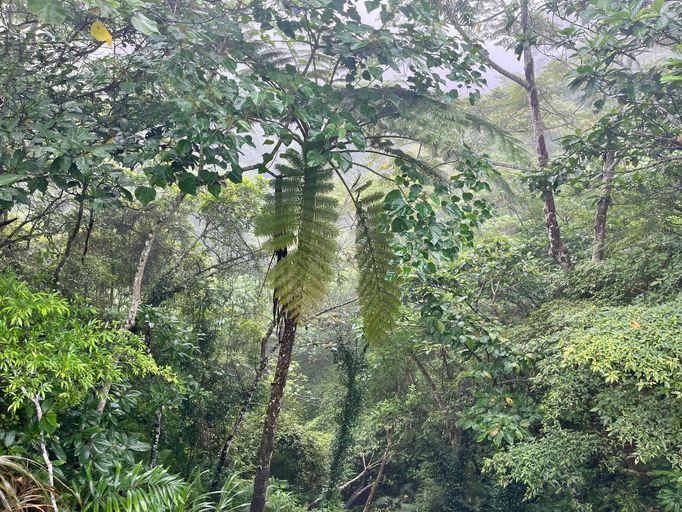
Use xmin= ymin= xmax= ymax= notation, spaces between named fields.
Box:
xmin=131 ymin=13 xmax=160 ymax=35
xmin=134 ymin=185 xmax=156 ymax=205
xmin=27 ymin=0 xmax=66 ymax=24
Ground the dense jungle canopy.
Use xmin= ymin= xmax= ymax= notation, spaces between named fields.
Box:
xmin=0 ymin=0 xmax=681 ymax=510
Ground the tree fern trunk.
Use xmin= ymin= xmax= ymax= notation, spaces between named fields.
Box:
xmin=250 ymin=317 xmax=297 ymax=512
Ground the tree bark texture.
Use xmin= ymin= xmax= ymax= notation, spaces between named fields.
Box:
xmin=53 ymin=187 xmax=87 ymax=284
xmin=249 ymin=317 xmax=297 ymax=512
xmin=520 ymin=0 xmax=572 ymax=271
xmin=149 ymin=406 xmax=163 ymax=467
xmin=592 ymin=152 xmax=617 ymax=262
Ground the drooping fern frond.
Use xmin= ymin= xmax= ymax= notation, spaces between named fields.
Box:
xmin=337 ymin=86 xmax=526 ymax=161
xmin=256 ymin=150 xmax=339 ymax=320
xmin=365 ymin=138 xmax=451 ymax=186
xmin=353 ymin=183 xmax=401 ymax=346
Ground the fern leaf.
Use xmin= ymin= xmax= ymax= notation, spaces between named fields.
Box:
xmin=354 ymin=186 xmax=401 ymax=346
xmin=256 ymin=150 xmax=339 ymax=320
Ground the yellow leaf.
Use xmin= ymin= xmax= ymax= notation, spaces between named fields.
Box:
xmin=505 ymin=397 xmax=514 ymax=406
xmin=91 ymin=21 xmax=113 ymax=48
xmin=489 ymin=427 xmax=500 ymax=437
xmin=105 ymin=137 xmax=115 ymax=144
xmin=630 ymin=320 xmax=641 ymax=329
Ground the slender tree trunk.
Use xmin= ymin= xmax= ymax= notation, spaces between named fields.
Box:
xmin=26 ymin=391 xmax=59 ymax=512
xmin=53 ymin=187 xmax=87 ymax=284
xmin=81 ymin=206 xmax=95 ymax=263
xmin=249 ymin=317 xmax=297 ymax=512
xmin=96 ymin=192 xmax=185 ymax=416
xmin=149 ymin=406 xmax=163 ymax=467
xmin=361 ymin=437 xmax=391 ymax=512
xmin=345 ymin=483 xmax=374 ymax=509
xmin=592 ymin=152 xmax=617 ymax=262
xmin=520 ymin=0 xmax=572 ymax=271
xmin=411 ymin=354 xmax=458 ymax=447
xmin=122 ymin=192 xmax=186 ymax=331
xmin=212 ymin=321 xmax=274 ymax=490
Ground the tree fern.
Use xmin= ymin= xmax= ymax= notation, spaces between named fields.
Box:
xmin=337 ymin=86 xmax=525 ymax=161
xmin=256 ymin=150 xmax=339 ymax=320
xmin=353 ymin=183 xmax=402 ymax=346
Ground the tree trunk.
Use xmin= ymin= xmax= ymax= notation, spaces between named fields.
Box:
xmin=249 ymin=317 xmax=297 ymax=512
xmin=345 ymin=483 xmax=373 ymax=509
xmin=81 ymin=206 xmax=95 ymax=263
xmin=592 ymin=152 xmax=617 ymax=262
xmin=53 ymin=187 xmax=87 ymax=284
xmin=149 ymin=406 xmax=163 ymax=467
xmin=411 ymin=354 xmax=458 ymax=447
xmin=95 ymin=192 xmax=185 ymax=416
xmin=26 ymin=391 xmax=59 ymax=512
xmin=361 ymin=437 xmax=391 ymax=512
xmin=520 ymin=0 xmax=572 ymax=271
xmin=122 ymin=192 xmax=186 ymax=331
xmin=212 ymin=321 xmax=274 ymax=490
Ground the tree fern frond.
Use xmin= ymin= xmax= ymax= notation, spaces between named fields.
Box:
xmin=337 ymin=86 xmax=525 ymax=160
xmin=256 ymin=150 xmax=339 ymax=320
xmin=353 ymin=186 xmax=401 ymax=346
xmin=366 ymin=138 xmax=451 ymax=186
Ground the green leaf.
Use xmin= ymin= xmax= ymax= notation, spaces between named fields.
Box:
xmin=227 ymin=171 xmax=242 ymax=183
xmin=207 ymin=182 xmax=221 ymax=197
xmin=391 ymin=217 xmax=409 ymax=232
xmin=27 ymin=0 xmax=67 ymax=24
xmin=0 ymin=174 xmax=27 ymax=187
xmin=177 ymin=174 xmax=197 ymax=194
xmin=176 ymin=139 xmax=191 ymax=156
xmin=131 ymin=13 xmax=160 ymax=35
xmin=134 ymin=186 xmax=156 ymax=205
xmin=39 ymin=411 xmax=58 ymax=434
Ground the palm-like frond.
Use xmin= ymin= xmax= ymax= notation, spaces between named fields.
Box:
xmin=256 ymin=150 xmax=339 ymax=320
xmin=182 ymin=471 xmax=251 ymax=512
xmin=79 ymin=464 xmax=186 ymax=512
xmin=0 ymin=456 xmax=55 ymax=512
xmin=353 ymin=184 xmax=402 ymax=346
